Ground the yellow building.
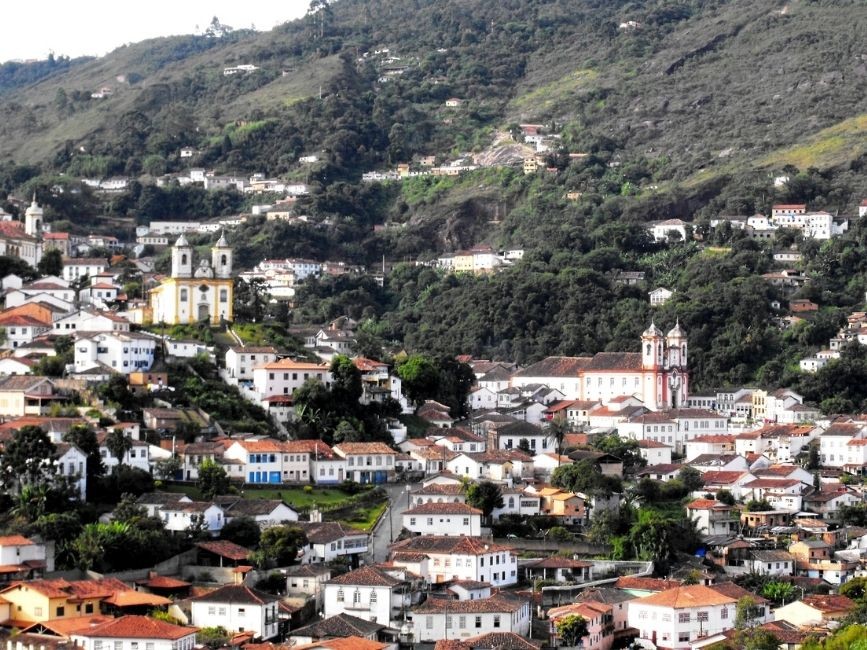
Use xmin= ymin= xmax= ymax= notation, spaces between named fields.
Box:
xmin=0 ymin=578 xmax=127 ymax=624
xmin=149 ymin=233 xmax=234 ymax=325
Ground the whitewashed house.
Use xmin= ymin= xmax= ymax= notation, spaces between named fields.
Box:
xmin=191 ymin=584 xmax=279 ymax=639
xmin=402 ymin=502 xmax=483 ymax=537
xmin=410 ymin=593 xmax=531 ymax=642
xmin=71 ymin=615 xmax=197 ymax=650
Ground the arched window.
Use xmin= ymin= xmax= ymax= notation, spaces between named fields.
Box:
xmin=369 ymin=590 xmax=377 ymax=603
xmin=219 ymin=288 xmax=228 ymax=303
xmin=221 ymin=254 xmax=228 ymax=266
xmin=180 ymin=288 xmax=188 ymax=302
xmin=181 ymin=254 xmax=187 ymax=265
xmin=645 ymin=343 xmax=651 ymax=355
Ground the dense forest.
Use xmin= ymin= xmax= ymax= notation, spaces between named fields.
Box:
xmin=1 ymin=0 xmax=867 ymax=399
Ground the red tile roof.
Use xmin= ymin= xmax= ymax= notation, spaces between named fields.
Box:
xmin=702 ymin=471 xmax=749 ymax=485
xmin=404 ymin=502 xmax=482 ymax=516
xmin=73 ymin=615 xmax=196 ymax=640
xmin=196 ymin=540 xmax=251 ymax=561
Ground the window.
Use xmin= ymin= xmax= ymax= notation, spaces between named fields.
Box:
xmin=697 ymin=611 xmax=709 ymax=622
xmin=493 ymin=615 xmax=501 ymax=628
xmin=426 ymin=616 xmax=433 ymax=629
xmin=463 ymin=518 xmax=470 ymax=526
xmin=353 ymin=590 xmax=361 ymax=605
xmin=95 ymin=644 xmax=103 ymax=650
xmin=679 ymin=633 xmax=690 ymax=643
xmin=218 ymin=607 xmax=226 ymax=616
xmin=56 ymin=606 xmax=65 ymax=616
xmin=446 ymin=615 xmax=452 ymax=629
xmin=678 ymin=613 xmax=690 ymax=623
xmin=208 ymin=606 xmax=216 ymax=615
xmin=220 ymin=289 xmax=228 ymax=303
xmin=459 ymin=615 xmax=466 ymax=628
xmin=238 ymin=608 xmax=245 ymax=616
xmin=720 ymin=607 xmax=728 ymax=620
xmin=370 ymin=591 xmax=377 ymax=603
xmin=337 ymin=589 xmax=344 ymax=602
xmin=34 ymin=607 xmax=43 ymax=616
xmin=475 ymin=616 xmax=482 ymax=628
xmin=410 ymin=518 xmax=416 ymax=526
xmin=85 ymin=603 xmax=93 ymax=614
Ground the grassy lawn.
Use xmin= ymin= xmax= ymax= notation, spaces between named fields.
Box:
xmin=337 ymin=501 xmax=388 ymax=532
xmin=163 ymin=484 xmax=354 ymax=509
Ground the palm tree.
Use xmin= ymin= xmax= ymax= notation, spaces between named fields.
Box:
xmin=105 ymin=428 xmax=133 ymax=467
xmin=545 ymin=413 xmax=570 ymax=466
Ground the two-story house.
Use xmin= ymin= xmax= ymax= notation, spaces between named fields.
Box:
xmin=410 ymin=593 xmax=531 ymax=643
xmin=389 ymin=536 xmax=517 ymax=588
xmin=224 ymin=346 xmax=277 ymax=384
xmin=71 ymin=615 xmax=197 ymax=650
xmin=402 ymin=502 xmax=483 ymax=537
xmin=190 ymin=584 xmax=279 ymax=640
xmin=323 ymin=565 xmax=419 ymax=626
xmin=333 ymin=442 xmax=397 ymax=484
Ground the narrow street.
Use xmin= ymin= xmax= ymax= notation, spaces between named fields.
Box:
xmin=366 ymin=481 xmax=418 ymax=563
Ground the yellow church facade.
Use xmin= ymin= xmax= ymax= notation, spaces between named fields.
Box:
xmin=148 ymin=233 xmax=234 ymax=326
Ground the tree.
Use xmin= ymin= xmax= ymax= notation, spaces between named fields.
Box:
xmin=221 ymin=516 xmax=261 ymax=548
xmin=329 ymin=355 xmax=363 ymax=409
xmin=153 ymin=456 xmax=181 ymax=480
xmin=98 ymin=375 xmax=136 ymax=411
xmin=716 ymin=489 xmax=736 ymax=506
xmin=397 ymin=354 xmax=440 ymax=407
xmin=552 ymin=459 xmax=622 ymax=498
xmin=761 ymin=581 xmax=796 ymax=605
xmin=257 ymin=525 xmax=307 ymax=567
xmin=197 ymin=627 xmax=229 ymax=649
xmin=197 ymin=459 xmax=230 ymax=499
xmin=112 ymin=493 xmax=150 ymax=524
xmin=0 ymin=425 xmax=56 ymax=492
xmin=63 ymin=423 xmax=103 ymax=478
xmin=678 ymin=466 xmax=705 ymax=492
xmin=745 ymin=499 xmax=773 ymax=512
xmin=465 ymin=481 xmax=504 ymax=524
xmin=840 ymin=576 xmax=867 ymax=603
xmin=593 ymin=434 xmax=646 ymax=473
xmin=37 ymin=248 xmax=63 ymax=276
xmin=545 ymin=414 xmax=570 ymax=464
xmin=555 ymin=614 xmax=588 ymax=647
xmin=105 ymin=428 xmax=133 ymax=466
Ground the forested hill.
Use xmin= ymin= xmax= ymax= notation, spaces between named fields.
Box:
xmin=1 ymin=0 xmax=865 ymax=184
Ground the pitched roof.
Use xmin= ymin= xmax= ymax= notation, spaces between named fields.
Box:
xmin=464 ymin=632 xmax=541 ymax=650
xmin=404 ymin=502 xmax=481 ymax=516
xmin=290 ymin=612 xmax=384 ymax=640
xmin=389 ymin=536 xmax=512 ymax=557
xmin=799 ymin=594 xmax=857 ymax=614
xmin=333 ymin=442 xmax=396 ymax=455
xmin=414 ymin=592 xmax=527 ymax=614
xmin=701 ymin=471 xmax=749 ymax=485
xmin=636 ymin=584 xmax=737 ymax=608
xmin=614 ymin=576 xmax=680 ymax=592
xmin=708 ymin=581 xmax=768 ymax=604
xmin=512 ymin=356 xmax=592 ymax=378
xmin=195 ymin=540 xmax=252 ymax=561
xmin=297 ymin=521 xmax=367 ymax=544
xmin=327 ymin=565 xmax=403 ymax=587
xmin=293 ymin=637 xmax=387 ymax=650
xmin=0 ymin=535 xmax=34 ymax=546
xmin=582 ymin=352 xmax=643 ymax=371
xmin=190 ymin=584 xmax=277 ymax=605
xmin=72 ymin=615 xmax=196 ymax=640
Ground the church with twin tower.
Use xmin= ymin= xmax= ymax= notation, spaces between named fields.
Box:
xmin=148 ymin=233 xmax=234 ymax=325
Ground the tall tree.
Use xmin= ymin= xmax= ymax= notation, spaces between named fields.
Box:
xmin=105 ymin=428 xmax=133 ymax=466
xmin=198 ymin=459 xmax=230 ymax=499
xmin=0 ymin=425 xmax=56 ymax=492
xmin=555 ymin=614 xmax=589 ymax=647
xmin=63 ymin=423 xmax=104 ymax=478
xmin=396 ymin=354 xmax=440 ymax=407
xmin=257 ymin=525 xmax=307 ymax=567
xmin=37 ymin=248 xmax=63 ymax=277
xmin=465 ymin=481 xmax=504 ymax=524
xmin=545 ymin=414 xmax=570 ymax=465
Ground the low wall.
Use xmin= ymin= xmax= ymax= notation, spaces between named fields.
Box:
xmin=493 ymin=537 xmax=609 ymax=556
xmin=540 ymin=560 xmax=654 ymax=607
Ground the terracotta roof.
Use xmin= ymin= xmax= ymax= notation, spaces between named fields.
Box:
xmin=583 ymin=352 xmax=643 ymax=372
xmin=464 ymin=632 xmax=541 ymax=650
xmin=638 ymin=463 xmax=683 ymax=476
xmin=73 ymin=615 xmax=196 ymax=640
xmin=333 ymin=442 xmax=396 ymax=455
xmin=297 ymin=521 xmax=367 ymax=544
xmin=701 ymin=471 xmax=749 ymax=485
xmin=390 ymin=536 xmax=513 ymax=557
xmin=525 ymin=557 xmax=592 ymax=569
xmin=134 ymin=575 xmax=190 ymax=590
xmin=404 ymin=502 xmax=482 ymax=516
xmin=637 ymin=439 xmax=671 ymax=448
xmin=327 ymin=565 xmax=403 ymax=587
xmin=290 ymin=612 xmax=384 ymax=640
xmin=708 ymin=581 xmax=768 ymax=604
xmin=191 ymin=584 xmax=277 ymax=605
xmin=196 ymin=540 xmax=252 ymax=561
xmin=821 ymin=423 xmax=864 ymax=437
xmin=293 ymin=637 xmax=387 ymax=650
xmin=103 ymin=591 xmax=172 ymax=607
xmin=258 ymin=358 xmax=329 ymax=371
xmin=513 ymin=356 xmax=592 ymax=377
xmin=688 ymin=434 xmax=735 ymax=444
xmin=686 ymin=499 xmax=733 ymax=510
xmin=742 ymin=477 xmax=802 ymax=488
xmin=0 ymin=535 xmax=34 ymax=546
xmin=800 ymin=594 xmax=857 ymax=613
xmin=614 ymin=576 xmax=679 ymax=592
xmin=414 ymin=592 xmax=527 ymax=614
xmin=549 ymin=600 xmax=612 ymax=621
xmin=413 ymin=483 xmax=465 ymax=497
xmin=637 ymin=584 xmax=737 ymax=608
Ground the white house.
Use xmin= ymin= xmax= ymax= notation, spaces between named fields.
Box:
xmin=74 ymin=331 xmax=158 ymax=374
xmin=158 ymin=501 xmax=224 ymax=534
xmin=71 ymin=616 xmax=197 ymax=650
xmin=410 ymin=593 xmax=531 ymax=642
xmin=648 ymin=218 xmax=689 ymax=242
xmin=252 ymin=358 xmax=331 ymax=399
xmin=637 ymin=439 xmax=673 ymax=465
xmin=62 ymin=258 xmax=108 ymax=283
xmin=389 ymin=536 xmax=518 ymax=588
xmin=402 ymin=502 xmax=483 ymax=537
xmin=685 ymin=499 xmax=740 ymax=537
xmin=225 ymin=346 xmax=278 ymax=384
xmin=0 ymin=534 xmax=54 ymax=576
xmin=53 ymin=309 xmax=131 ymax=334
xmin=323 ymin=565 xmax=418 ymax=626
xmin=333 ymin=442 xmax=397 ymax=484
xmin=649 ymin=287 xmax=674 ymax=307
xmin=191 ymin=584 xmax=278 ymax=640
xmin=628 ymin=584 xmax=770 ymax=649
xmin=0 ymin=314 xmax=51 ymax=350
xmin=297 ymin=520 xmax=369 ymax=564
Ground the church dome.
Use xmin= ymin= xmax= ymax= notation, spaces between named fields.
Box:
xmin=667 ymin=320 xmax=686 ymax=339
xmin=174 ymin=233 xmax=190 ymax=247
xmin=214 ymin=230 xmax=229 ymax=248
xmin=642 ymin=321 xmax=663 ymax=338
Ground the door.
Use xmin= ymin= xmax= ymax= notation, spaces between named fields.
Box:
xmin=269 ymin=471 xmax=281 ymax=484
xmin=198 ymin=304 xmax=210 ymax=321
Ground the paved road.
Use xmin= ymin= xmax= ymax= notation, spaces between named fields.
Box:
xmin=367 ymin=481 xmax=419 ymax=563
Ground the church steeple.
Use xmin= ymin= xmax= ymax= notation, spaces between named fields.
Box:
xmin=171 ymin=234 xmax=193 ymax=278
xmin=211 ymin=231 xmax=232 ymax=279
xmin=24 ymin=193 xmax=43 ymax=238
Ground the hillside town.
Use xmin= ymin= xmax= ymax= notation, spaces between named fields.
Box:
xmin=0 ymin=214 xmax=865 ymax=650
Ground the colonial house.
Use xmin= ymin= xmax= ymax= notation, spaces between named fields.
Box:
xmin=402 ymin=502 xmax=483 ymax=537
xmin=773 ymin=594 xmax=858 ymax=628
xmin=549 ymin=600 xmax=613 ymax=650
xmin=71 ymin=615 xmax=197 ymax=650
xmin=0 ymin=577 xmax=129 ymax=624
xmin=224 ymin=346 xmax=277 ymax=384
xmin=252 ymin=358 xmax=332 ymax=400
xmin=0 ymin=535 xmax=54 ymax=581
xmin=637 ymin=439 xmax=673 ymax=466
xmin=333 ymin=442 xmax=397 ymax=484
xmin=685 ymin=499 xmax=740 ymax=537
xmin=409 ymin=593 xmax=531 ymax=642
xmin=297 ymin=521 xmax=369 ymax=565
xmin=323 ymin=565 xmax=420 ymax=626
xmin=190 ymin=584 xmax=279 ymax=640
xmin=158 ymin=501 xmax=224 ymax=535
xmin=389 ymin=536 xmax=518 ymax=588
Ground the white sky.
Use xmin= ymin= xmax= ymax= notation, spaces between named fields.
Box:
xmin=0 ymin=1 xmax=312 ymax=62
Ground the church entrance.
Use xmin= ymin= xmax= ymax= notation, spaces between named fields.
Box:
xmin=197 ymin=304 xmax=210 ymax=321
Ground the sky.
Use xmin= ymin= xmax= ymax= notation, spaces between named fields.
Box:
xmin=0 ymin=1 xmax=312 ymax=62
